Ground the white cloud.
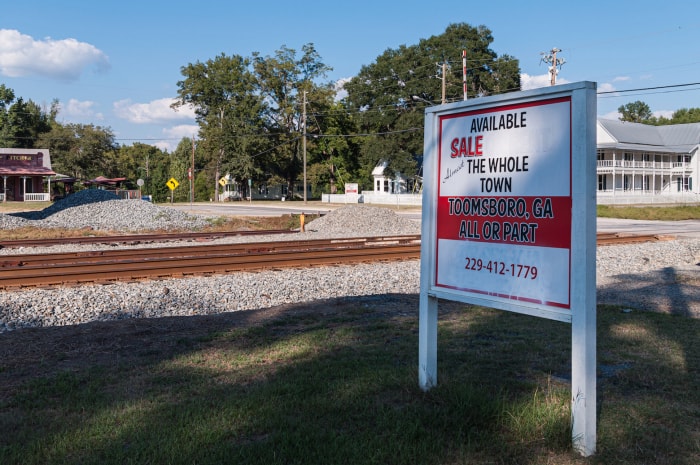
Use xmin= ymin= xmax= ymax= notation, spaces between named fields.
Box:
xmin=600 ymin=110 xmax=621 ymax=120
xmin=114 ymin=98 xmax=196 ymax=124
xmin=163 ymin=124 xmax=199 ymax=140
xmin=61 ymin=98 xmax=103 ymax=120
xmin=597 ymin=82 xmax=617 ymax=93
xmin=334 ymin=77 xmax=351 ymax=100
xmin=520 ymin=73 xmax=569 ymax=91
xmin=156 ymin=124 xmax=200 ymax=152
xmin=653 ymin=110 xmax=674 ymax=119
xmin=153 ymin=141 xmax=172 ymax=152
xmin=612 ymin=76 xmax=630 ymax=82
xmin=0 ymin=29 xmax=109 ymax=80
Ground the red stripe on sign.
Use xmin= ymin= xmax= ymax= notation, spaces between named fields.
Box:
xmin=436 ymin=196 xmax=571 ymax=249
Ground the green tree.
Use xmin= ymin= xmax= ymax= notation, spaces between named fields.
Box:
xmin=0 ymin=85 xmax=14 ymax=147
xmin=305 ymin=101 xmax=362 ymax=194
xmin=654 ymin=107 xmax=700 ymax=125
xmin=252 ymin=43 xmax=334 ymax=199
xmin=342 ymin=23 xmax=521 ymax=188
xmin=618 ymin=100 xmax=653 ymax=123
xmin=0 ymin=84 xmax=57 ymax=148
xmin=173 ymin=54 xmax=264 ymax=201
xmin=37 ymin=123 xmax=118 ymax=180
xmin=115 ymin=143 xmax=167 ymax=195
xmin=169 ymin=138 xmax=195 ymax=202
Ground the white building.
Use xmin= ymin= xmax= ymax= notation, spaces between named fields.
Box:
xmin=323 ymin=119 xmax=700 ymax=205
xmin=371 ymin=159 xmax=407 ymax=194
xmin=596 ymin=119 xmax=700 ymax=204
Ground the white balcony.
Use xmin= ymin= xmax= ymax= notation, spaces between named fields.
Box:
xmin=597 ymin=160 xmax=682 ymax=171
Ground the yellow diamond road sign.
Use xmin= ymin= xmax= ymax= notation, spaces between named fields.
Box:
xmin=218 ymin=177 xmax=227 ymax=187
xmin=166 ymin=178 xmax=179 ymax=190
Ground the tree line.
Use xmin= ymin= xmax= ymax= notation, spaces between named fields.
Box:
xmin=618 ymin=101 xmax=700 ymax=125
xmin=4 ymin=23 xmax=524 ymax=202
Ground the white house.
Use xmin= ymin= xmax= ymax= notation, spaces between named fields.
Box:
xmin=596 ymin=119 xmax=700 ymax=204
xmin=326 ymin=118 xmax=700 ymax=206
xmin=372 ymin=159 xmax=405 ymax=194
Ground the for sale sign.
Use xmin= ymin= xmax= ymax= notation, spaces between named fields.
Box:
xmin=419 ymin=82 xmax=597 ymax=456
xmin=435 ymin=97 xmax=572 ymax=309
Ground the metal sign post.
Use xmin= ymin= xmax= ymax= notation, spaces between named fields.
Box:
xmin=418 ymin=82 xmax=597 ymax=456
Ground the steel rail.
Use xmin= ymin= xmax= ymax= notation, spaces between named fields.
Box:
xmin=0 ymin=232 xmax=664 ymax=289
xmin=597 ymin=233 xmax=669 ymax=245
xmin=0 ymin=229 xmax=295 ymax=249
xmin=0 ymin=229 xmax=666 ymax=250
xmin=0 ymin=235 xmax=421 ymax=268
xmin=0 ymin=237 xmax=421 ymax=290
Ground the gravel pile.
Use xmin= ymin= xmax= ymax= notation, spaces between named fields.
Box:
xmin=0 ymin=202 xmax=698 ymax=332
xmin=305 ymin=205 xmax=421 ymax=236
xmin=1 ymin=190 xmax=213 ymax=231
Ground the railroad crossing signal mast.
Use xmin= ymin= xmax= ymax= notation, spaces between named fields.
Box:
xmin=541 ymin=48 xmax=566 ymax=86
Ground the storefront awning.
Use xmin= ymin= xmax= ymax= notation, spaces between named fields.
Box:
xmin=0 ymin=167 xmax=57 ymax=176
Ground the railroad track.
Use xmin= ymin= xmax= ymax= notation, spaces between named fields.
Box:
xmin=0 ymin=235 xmax=421 ymax=290
xmin=0 ymin=229 xmax=294 ymax=249
xmin=596 ymin=233 xmax=672 ymax=246
xmin=0 ymin=230 xmax=665 ymax=249
xmin=0 ymin=231 xmax=667 ymax=290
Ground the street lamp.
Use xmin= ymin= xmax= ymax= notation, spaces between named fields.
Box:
xmin=411 ymin=95 xmax=436 ymax=106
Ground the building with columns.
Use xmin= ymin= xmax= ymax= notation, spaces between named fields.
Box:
xmin=596 ymin=119 xmax=700 ymax=204
xmin=0 ymin=148 xmax=55 ymax=202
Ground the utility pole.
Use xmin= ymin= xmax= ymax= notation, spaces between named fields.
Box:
xmin=441 ymin=62 xmax=447 ymax=104
xmin=540 ymin=48 xmax=566 ymax=86
xmin=190 ymin=136 xmax=195 ymax=205
xmin=302 ymin=90 xmax=307 ymax=204
xmin=462 ymin=50 xmax=468 ymax=101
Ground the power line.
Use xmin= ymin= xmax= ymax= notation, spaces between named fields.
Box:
xmin=7 ymin=80 xmax=700 ymax=146
xmin=597 ymin=81 xmax=700 ymax=96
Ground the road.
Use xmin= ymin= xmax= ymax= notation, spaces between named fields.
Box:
xmin=167 ymin=201 xmax=343 ymax=218
xmin=168 ymin=201 xmax=423 ymax=220
xmin=167 ymin=202 xmax=700 ymax=238
xmin=596 ymin=217 xmax=700 ymax=239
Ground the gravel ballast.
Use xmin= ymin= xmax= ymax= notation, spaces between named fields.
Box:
xmin=1 ymin=189 xmax=213 ymax=231
xmin=1 ymin=197 xmax=699 ymax=332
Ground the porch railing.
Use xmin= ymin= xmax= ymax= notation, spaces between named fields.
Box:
xmin=597 ymin=160 xmax=690 ymax=170
xmin=24 ymin=193 xmax=50 ymax=202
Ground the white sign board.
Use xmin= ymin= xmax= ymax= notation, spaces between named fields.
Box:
xmin=435 ymin=96 xmax=573 ymax=315
xmin=419 ymin=82 xmax=597 ymax=456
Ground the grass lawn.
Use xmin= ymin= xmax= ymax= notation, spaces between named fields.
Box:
xmin=0 ymin=296 xmax=697 ymax=465
xmin=1 ymin=201 xmax=698 ymax=463
xmin=596 ymin=204 xmax=700 ymax=220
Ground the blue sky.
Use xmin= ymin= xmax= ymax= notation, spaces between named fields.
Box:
xmin=2 ymin=0 xmax=699 ymax=151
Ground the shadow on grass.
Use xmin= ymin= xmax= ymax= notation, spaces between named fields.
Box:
xmin=1 ymin=292 xmax=698 ymax=464
xmin=596 ymin=265 xmax=700 ymax=464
